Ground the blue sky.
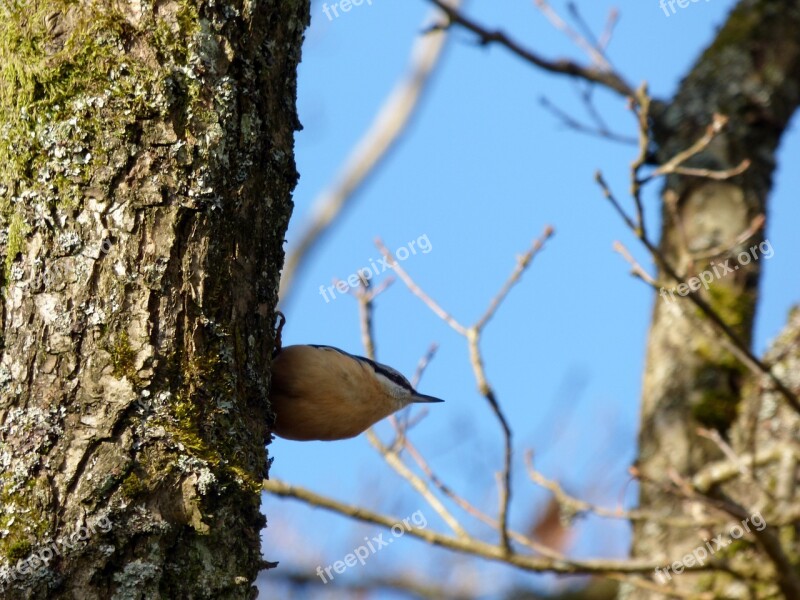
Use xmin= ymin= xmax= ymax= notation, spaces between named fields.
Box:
xmin=258 ymin=1 xmax=800 ymax=597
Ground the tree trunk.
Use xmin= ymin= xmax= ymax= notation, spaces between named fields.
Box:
xmin=0 ymin=0 xmax=308 ymax=597
xmin=628 ymin=0 xmax=800 ymax=597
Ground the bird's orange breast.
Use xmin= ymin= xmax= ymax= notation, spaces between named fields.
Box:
xmin=269 ymin=345 xmax=398 ymax=441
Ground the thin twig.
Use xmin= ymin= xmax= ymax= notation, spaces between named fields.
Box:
xmin=629 ymin=84 xmax=652 ymax=238
xmin=411 ymin=343 xmax=439 ymax=389
xmin=597 ymin=6 xmax=620 ymax=52
xmin=278 ymin=4 xmax=459 ymax=304
xmin=375 ymin=238 xmax=468 ymax=335
xmin=696 ymin=428 xmax=748 ymax=478
xmin=669 ymin=160 xmax=751 ymax=180
xmin=691 ymin=444 xmax=796 ymax=493
xmin=404 ymin=438 xmax=565 ymax=558
xmin=612 ymin=241 xmax=657 ymax=286
xmin=475 ymin=225 xmax=554 ymax=331
xmin=566 ymin=2 xmax=602 ymax=54
xmin=270 ymin=569 xmax=479 ymax=600
xmin=524 ymin=451 xmax=720 ymax=528
xmin=695 ymin=426 xmax=778 ymax=505
xmin=703 ymin=488 xmax=800 ymax=598
xmin=426 ymin=0 xmax=635 ymax=98
xmin=354 ymin=280 xmax=469 ymax=539
xmin=533 ymin=0 xmax=611 ymax=70
xmin=377 ymin=229 xmax=556 ymax=552
xmin=689 ymin=214 xmax=765 ymax=261
xmin=595 ymin=171 xmax=636 ymax=231
xmin=367 ymin=429 xmax=470 ymax=539
xmin=262 ymin=479 xmax=707 ymax=577
xmin=466 ymin=327 xmax=513 ymax=552
xmin=539 ymin=96 xmax=637 ymax=144
xmin=660 ymin=294 xmax=800 ymax=413
xmin=353 ymin=277 xmax=394 ymax=360
xmin=645 ymin=114 xmax=730 ymax=182
xmin=596 ymin=129 xmax=800 ymax=414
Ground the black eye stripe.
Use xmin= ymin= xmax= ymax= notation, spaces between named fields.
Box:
xmin=309 ymin=345 xmax=415 ymax=392
xmin=368 ymin=362 xmax=414 ymax=392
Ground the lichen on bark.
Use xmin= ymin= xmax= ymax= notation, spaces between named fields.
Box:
xmin=628 ymin=1 xmax=800 ymax=597
xmin=0 ymin=0 xmax=309 ymax=597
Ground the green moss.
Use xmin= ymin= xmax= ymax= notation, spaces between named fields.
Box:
xmin=0 ymin=0 xmax=124 ymax=207
xmin=0 ymin=475 xmax=49 ymax=561
xmin=6 ymin=539 xmax=32 ymax=562
xmin=170 ymin=393 xmax=217 ymax=460
xmin=157 ymin=347 xmax=262 ymax=494
xmin=692 ymin=389 xmax=739 ymax=432
xmin=0 ymin=0 xmax=202 ymax=235
xmin=705 ymin=284 xmax=755 ymax=334
xmin=5 ymin=209 xmax=28 ymax=278
xmin=152 ymin=0 xmax=198 ymax=65
xmin=695 ymin=340 xmax=745 ymax=373
xmin=120 ymin=472 xmax=148 ymax=500
xmin=690 ymin=360 xmax=745 ymax=434
xmin=691 ymin=299 xmax=750 ymax=436
xmin=715 ymin=538 xmax=751 ymax=559
xmin=778 ymin=523 xmax=797 ymax=556
xmin=689 ymin=283 xmax=753 ymax=435
xmin=111 ymin=330 xmax=137 ymax=379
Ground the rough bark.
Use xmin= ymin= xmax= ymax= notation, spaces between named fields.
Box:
xmin=0 ymin=0 xmax=308 ymax=597
xmin=628 ymin=0 xmax=800 ymax=597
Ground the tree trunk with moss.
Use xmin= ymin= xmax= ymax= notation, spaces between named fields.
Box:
xmin=626 ymin=1 xmax=800 ymax=597
xmin=0 ymin=0 xmax=308 ymax=597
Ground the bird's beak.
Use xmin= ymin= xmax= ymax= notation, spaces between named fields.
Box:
xmin=412 ymin=393 xmax=444 ymax=403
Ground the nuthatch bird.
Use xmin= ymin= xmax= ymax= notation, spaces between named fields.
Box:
xmin=269 ymin=344 xmax=444 ymax=441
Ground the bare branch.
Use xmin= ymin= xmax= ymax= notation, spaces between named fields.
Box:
xmin=612 ymin=241 xmax=657 ymax=286
xmin=539 ymin=95 xmax=637 ymax=144
xmin=352 ymin=280 xmax=469 ymax=539
xmin=278 ymin=4 xmax=459 ymax=304
xmin=426 ymin=0 xmax=635 ymax=98
xmin=595 ymin=98 xmax=800 ymax=415
xmin=689 ymin=214 xmax=765 ymax=261
xmin=533 ymin=0 xmax=611 ymax=70
xmin=262 ymin=479 xmax=706 ymax=577
xmin=475 ymin=225 xmax=554 ymax=331
xmin=524 ymin=451 xmax=717 ymax=528
xmin=466 ymin=327 xmax=513 ymax=552
xmin=668 ymin=160 xmax=751 ymax=180
xmin=375 ymin=230 xmax=557 ymax=552
xmin=597 ymin=6 xmax=620 ymax=52
xmin=646 ymin=114 xmax=731 ymax=182
xmin=411 ymin=343 xmax=439 ymax=389
xmin=367 ymin=429 xmax=470 ymax=540
xmin=691 ymin=444 xmax=797 ymax=494
xmin=375 ymin=238 xmax=468 ymax=335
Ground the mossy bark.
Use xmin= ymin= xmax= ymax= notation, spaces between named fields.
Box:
xmin=627 ymin=0 xmax=800 ymax=597
xmin=0 ymin=0 xmax=308 ymax=597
